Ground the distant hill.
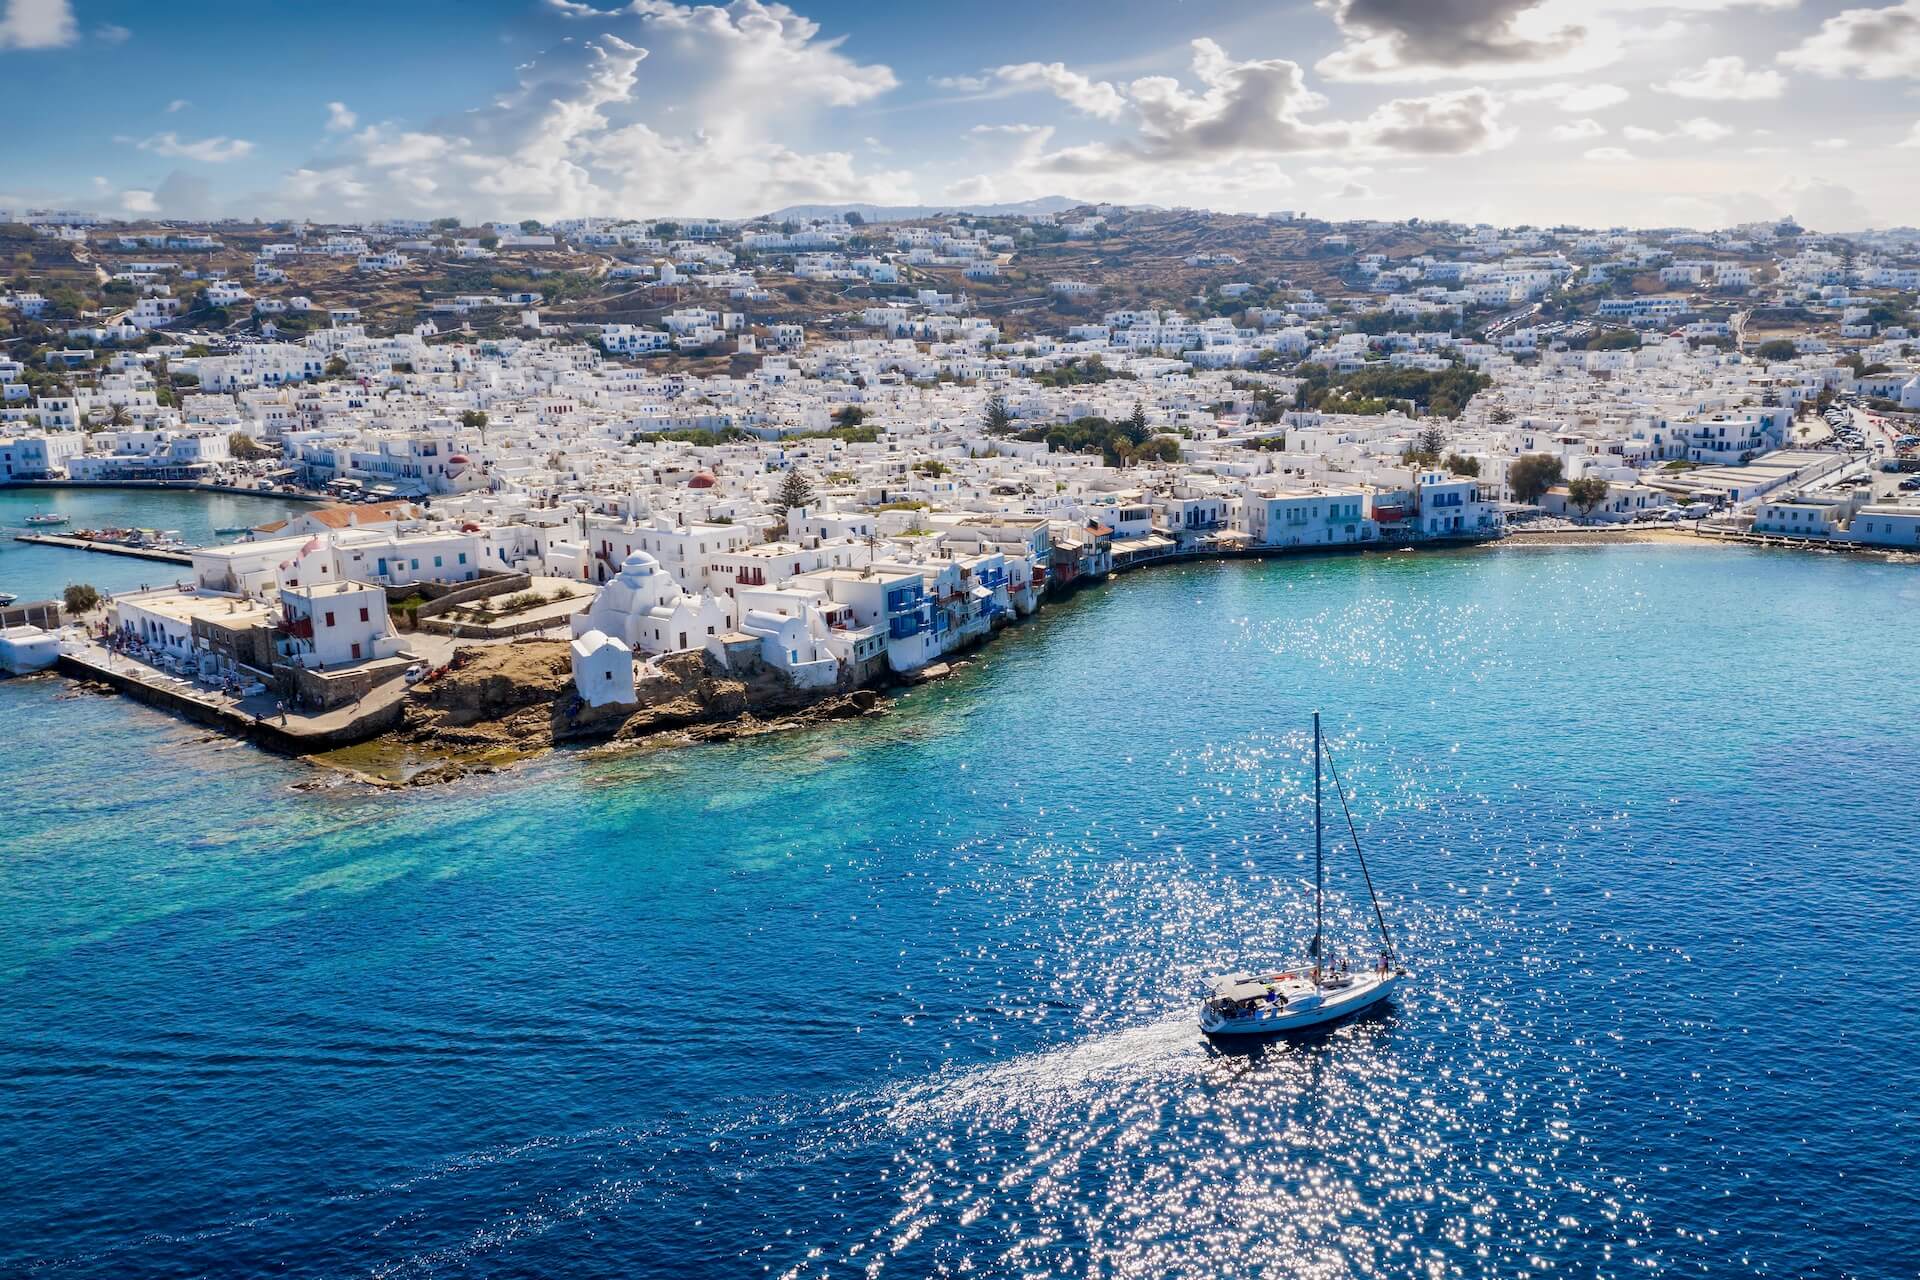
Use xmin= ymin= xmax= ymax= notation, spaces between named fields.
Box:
xmin=760 ymin=196 xmax=1083 ymax=222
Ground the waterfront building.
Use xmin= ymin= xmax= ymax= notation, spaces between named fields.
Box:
xmin=571 ymin=629 xmax=638 ymax=707
xmin=1239 ymin=487 xmax=1374 ymax=547
xmin=278 ymin=581 xmax=405 ymax=668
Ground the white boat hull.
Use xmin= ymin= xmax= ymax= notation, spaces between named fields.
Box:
xmin=1200 ymin=970 xmax=1402 ymax=1036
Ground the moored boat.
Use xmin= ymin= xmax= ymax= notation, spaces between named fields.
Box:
xmin=1201 ymin=712 xmax=1406 ymax=1037
xmin=23 ymin=512 xmax=68 ymax=526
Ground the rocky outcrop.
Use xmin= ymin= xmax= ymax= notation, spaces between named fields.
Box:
xmin=374 ymin=637 xmax=887 ymax=780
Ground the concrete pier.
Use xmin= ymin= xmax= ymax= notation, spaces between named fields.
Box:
xmin=14 ymin=534 xmax=194 ymax=564
xmin=55 ymin=643 xmax=409 ymax=753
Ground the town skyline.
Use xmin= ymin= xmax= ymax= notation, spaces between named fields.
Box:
xmin=5 ymin=0 xmax=1920 ymax=231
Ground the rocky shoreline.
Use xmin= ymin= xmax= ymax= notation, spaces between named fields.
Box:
xmin=307 ymin=638 xmax=891 ymax=788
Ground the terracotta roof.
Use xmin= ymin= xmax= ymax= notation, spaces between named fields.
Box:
xmin=252 ymin=501 xmax=419 ymax=534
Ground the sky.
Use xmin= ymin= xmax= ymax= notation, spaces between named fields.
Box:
xmin=4 ymin=0 xmax=1919 ymax=230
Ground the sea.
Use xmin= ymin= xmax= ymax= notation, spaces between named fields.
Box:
xmin=0 ymin=486 xmax=309 ymax=603
xmin=2 ymin=526 xmax=1917 ymax=1279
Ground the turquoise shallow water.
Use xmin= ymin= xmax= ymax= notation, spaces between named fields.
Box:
xmin=2 ymin=544 xmax=1918 ymax=1278
xmin=0 ymin=486 xmax=305 ymax=603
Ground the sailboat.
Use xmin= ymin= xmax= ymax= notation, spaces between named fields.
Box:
xmin=1200 ymin=712 xmax=1405 ymax=1036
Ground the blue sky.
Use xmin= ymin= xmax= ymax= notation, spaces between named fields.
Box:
xmin=4 ymin=0 xmax=1918 ymax=229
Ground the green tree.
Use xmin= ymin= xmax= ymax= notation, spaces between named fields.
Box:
xmin=518 ymin=219 xmax=543 ymax=234
xmin=1508 ymin=453 xmax=1564 ymax=504
xmin=63 ymin=583 xmax=102 ymax=614
xmin=459 ymin=409 xmax=488 ymax=440
xmin=228 ymin=432 xmax=277 ymax=461
xmin=983 ymin=391 xmax=1013 ymax=436
xmin=1566 ymin=476 xmax=1611 ymax=518
xmin=833 ymin=405 xmax=865 ymax=428
xmin=1414 ymin=422 xmax=1448 ymax=460
xmin=1489 ymin=405 xmax=1515 ymax=425
xmin=1754 ymin=338 xmax=1798 ymax=361
xmin=1443 ymin=452 xmax=1481 ymax=477
xmin=1123 ymin=401 xmax=1150 ymax=445
xmin=842 ymin=210 xmax=865 ymax=226
xmin=773 ymin=467 xmax=815 ymax=516
xmin=431 ymin=217 xmax=462 ymax=232
xmin=1584 ymin=328 xmax=1640 ymax=351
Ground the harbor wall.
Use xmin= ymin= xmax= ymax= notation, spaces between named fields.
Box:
xmin=1 ymin=479 xmax=327 ymax=502
xmin=55 ymin=652 xmax=405 ymax=753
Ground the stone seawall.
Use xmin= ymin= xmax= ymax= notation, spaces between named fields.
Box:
xmin=55 ymin=652 xmax=405 ymax=753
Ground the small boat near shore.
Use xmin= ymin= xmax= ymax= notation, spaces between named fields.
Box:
xmin=68 ymin=527 xmax=190 ymax=550
xmin=1201 ymin=712 xmax=1406 ymax=1037
xmin=23 ymin=512 xmax=68 ymax=526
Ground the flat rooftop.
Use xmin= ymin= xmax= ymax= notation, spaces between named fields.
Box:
xmin=123 ymin=591 xmax=275 ymax=627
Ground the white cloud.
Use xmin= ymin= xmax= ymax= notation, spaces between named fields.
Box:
xmin=1511 ymin=80 xmax=1630 ymax=111
xmin=1779 ymin=1 xmax=1920 ymax=80
xmin=1779 ymin=176 xmax=1873 ymax=229
xmin=930 ymin=74 xmax=988 ymax=92
xmin=1306 ymin=164 xmax=1374 ymax=181
xmin=1584 ymin=145 xmax=1636 ymax=160
xmin=1551 ymin=117 xmax=1606 ymax=140
xmin=1592 ymin=0 xmax=1792 ymax=8
xmin=1359 ymin=87 xmax=1515 ymax=153
xmin=921 ymin=38 xmax=1529 ymax=219
xmin=120 ymin=188 xmax=159 ymax=214
xmin=1657 ymin=56 xmax=1785 ymax=100
xmin=1679 ymin=118 xmax=1732 ymax=140
xmin=1314 ymin=0 xmax=1601 ymax=81
xmin=271 ymin=6 xmax=910 ymax=221
xmin=133 ymin=131 xmax=256 ymax=163
xmin=93 ymin=21 xmax=129 ymax=44
xmin=1122 ymin=40 xmax=1346 ymax=155
xmin=994 ymin=61 xmax=1126 ymax=120
xmin=945 ymin=124 xmax=1060 ymax=202
xmin=1900 ymin=121 xmax=1920 ymax=147
xmin=1812 ymin=137 xmax=1850 ymax=150
xmin=955 ymin=37 xmax=1512 ymax=206
xmin=166 ymin=98 xmax=189 ymax=113
xmin=343 ymin=125 xmax=453 ymax=168
xmin=0 ymin=0 xmax=75 ymax=49
xmin=1623 ymin=116 xmax=1733 ymax=143
xmin=632 ymin=0 xmax=896 ymax=108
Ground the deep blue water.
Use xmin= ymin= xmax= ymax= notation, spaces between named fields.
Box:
xmin=0 ymin=486 xmax=304 ymax=604
xmin=3 ymin=544 xmax=1918 ymax=1279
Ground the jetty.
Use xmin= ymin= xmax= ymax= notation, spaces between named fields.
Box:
xmin=53 ymin=638 xmax=447 ymax=753
xmin=14 ymin=534 xmax=193 ymax=564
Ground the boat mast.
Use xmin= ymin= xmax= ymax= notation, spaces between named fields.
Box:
xmin=1312 ymin=711 xmax=1324 ymax=978
xmin=1321 ymin=737 xmax=1396 ymax=965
